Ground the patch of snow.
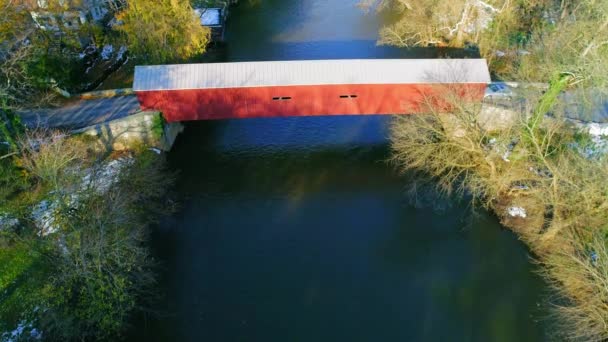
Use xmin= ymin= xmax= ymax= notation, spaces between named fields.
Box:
xmin=100 ymin=44 xmax=113 ymax=60
xmin=568 ymin=122 xmax=608 ymax=158
xmin=507 ymin=207 xmax=527 ymax=218
xmin=31 ymin=200 xmax=59 ymax=236
xmin=11 ymin=323 xmax=25 ymax=337
xmin=149 ymin=148 xmax=161 ymax=155
xmin=81 ymin=157 xmax=134 ymax=194
xmin=587 ymin=123 xmax=608 ymax=137
xmin=30 ymin=157 xmax=134 ymax=236
xmin=494 ymin=50 xmax=506 ymax=57
xmin=1 ymin=320 xmax=41 ymax=342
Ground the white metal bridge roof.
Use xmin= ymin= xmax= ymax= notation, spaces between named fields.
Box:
xmin=133 ymin=59 xmax=491 ymax=92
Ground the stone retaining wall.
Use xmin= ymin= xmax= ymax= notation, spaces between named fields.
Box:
xmin=72 ymin=111 xmax=183 ymax=151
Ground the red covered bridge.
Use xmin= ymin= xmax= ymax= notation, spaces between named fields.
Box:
xmin=133 ymin=59 xmax=491 ymax=122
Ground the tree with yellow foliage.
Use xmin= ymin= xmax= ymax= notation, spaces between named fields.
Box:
xmin=115 ymin=0 xmax=210 ymax=64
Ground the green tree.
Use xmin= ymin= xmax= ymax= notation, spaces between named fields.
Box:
xmin=115 ymin=0 xmax=211 ymax=63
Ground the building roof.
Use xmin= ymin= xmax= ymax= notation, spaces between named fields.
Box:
xmin=133 ymin=59 xmax=491 ymax=92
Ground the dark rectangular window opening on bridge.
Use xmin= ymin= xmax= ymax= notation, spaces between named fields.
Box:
xmin=340 ymin=95 xmax=358 ymax=98
xmin=272 ymin=97 xmax=292 ymax=101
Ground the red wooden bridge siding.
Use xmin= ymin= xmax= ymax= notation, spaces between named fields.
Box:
xmin=133 ymin=59 xmax=491 ymax=122
xmin=136 ymin=83 xmax=486 ymax=122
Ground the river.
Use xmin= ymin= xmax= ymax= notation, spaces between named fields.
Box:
xmin=131 ymin=0 xmax=549 ymax=341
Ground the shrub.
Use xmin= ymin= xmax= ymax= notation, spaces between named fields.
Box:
xmin=18 ymin=130 xmax=89 ymax=191
xmin=150 ymin=113 xmax=165 ymax=142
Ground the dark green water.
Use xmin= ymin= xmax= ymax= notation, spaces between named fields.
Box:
xmin=133 ymin=1 xmax=549 ymax=341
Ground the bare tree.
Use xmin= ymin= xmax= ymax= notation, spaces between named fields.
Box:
xmin=18 ymin=130 xmax=89 ymax=190
xmin=392 ymin=88 xmax=608 ymax=240
xmin=360 ymin=0 xmax=512 ymax=47
xmin=0 ymin=45 xmax=34 ymax=105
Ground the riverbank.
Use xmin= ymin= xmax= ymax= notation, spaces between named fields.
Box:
xmin=0 ymin=131 xmax=174 ymax=340
xmin=389 ymin=87 xmax=608 ymax=340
